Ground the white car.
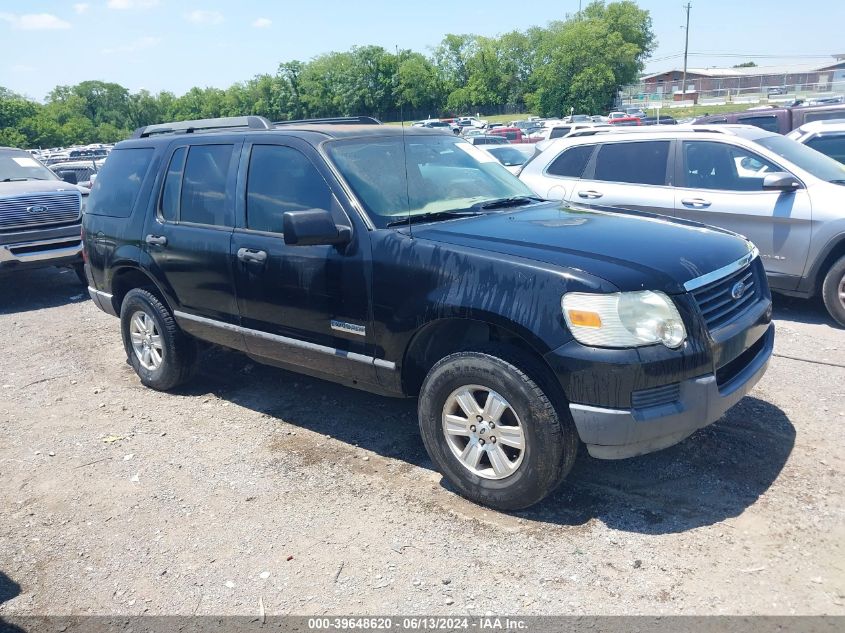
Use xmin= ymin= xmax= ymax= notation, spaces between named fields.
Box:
xmin=518 ymin=124 xmax=845 ymax=325
xmin=786 ymin=119 xmax=845 ymax=164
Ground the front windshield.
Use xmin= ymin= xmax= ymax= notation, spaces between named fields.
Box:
xmin=326 ymin=134 xmax=537 ymax=228
xmin=756 ymin=134 xmax=845 ymax=183
xmin=0 ymin=152 xmax=58 ymax=182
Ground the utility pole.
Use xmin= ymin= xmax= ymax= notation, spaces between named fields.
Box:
xmin=681 ymin=3 xmax=691 ymax=98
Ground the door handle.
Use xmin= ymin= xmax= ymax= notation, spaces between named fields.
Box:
xmin=681 ymin=198 xmax=712 ymax=208
xmin=237 ymin=248 xmax=268 ymax=263
xmin=145 ymin=234 xmax=167 ymax=246
xmin=577 ymin=190 xmax=603 ymax=199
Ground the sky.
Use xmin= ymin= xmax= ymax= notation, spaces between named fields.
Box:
xmin=0 ymin=0 xmax=843 ymax=101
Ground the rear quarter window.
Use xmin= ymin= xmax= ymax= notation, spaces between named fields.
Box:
xmin=87 ymin=148 xmax=154 ymax=218
xmin=736 ymin=115 xmax=781 ymax=133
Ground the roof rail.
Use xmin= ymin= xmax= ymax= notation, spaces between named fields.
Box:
xmin=272 ymin=116 xmax=382 ymax=126
xmin=131 ymin=116 xmax=273 ymax=139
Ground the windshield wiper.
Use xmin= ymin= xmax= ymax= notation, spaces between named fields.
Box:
xmin=471 ymin=195 xmax=543 ymax=210
xmin=1 ymin=177 xmax=48 ymax=182
xmin=386 ymin=211 xmax=485 ymax=228
xmin=829 ymin=179 xmax=845 ymax=185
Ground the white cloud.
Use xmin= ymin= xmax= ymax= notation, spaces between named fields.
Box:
xmin=106 ymin=0 xmax=160 ymax=9
xmin=252 ymin=17 xmax=271 ymax=28
xmin=73 ymin=3 xmax=90 ymax=14
xmin=101 ymin=35 xmax=160 ymax=54
xmin=0 ymin=13 xmax=72 ymax=30
xmin=186 ymin=10 xmax=224 ymax=25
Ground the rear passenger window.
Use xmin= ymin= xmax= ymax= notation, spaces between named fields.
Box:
xmin=87 ymin=148 xmax=154 ymax=217
xmin=159 ymin=147 xmax=186 ymax=222
xmin=547 ymin=145 xmax=593 ymax=178
xmin=246 ymin=145 xmax=333 ymax=234
xmin=179 ymin=145 xmax=234 ymax=227
xmin=592 ymin=141 xmax=670 ymax=185
xmin=737 ymin=115 xmax=780 ymax=133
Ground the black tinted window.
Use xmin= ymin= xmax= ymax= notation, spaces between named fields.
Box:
xmin=593 ymin=141 xmax=669 ymax=185
xmin=87 ymin=148 xmax=153 ymax=217
xmin=547 ymin=145 xmax=594 ymax=178
xmin=159 ymin=147 xmax=186 ymax=222
xmin=804 ymin=134 xmax=845 ymax=164
xmin=682 ymin=141 xmax=780 ymax=191
xmin=549 ymin=127 xmax=571 ymax=139
xmin=246 ymin=145 xmax=333 ymax=233
xmin=737 ymin=115 xmax=780 ymax=132
xmin=180 ymin=145 xmax=234 ymax=226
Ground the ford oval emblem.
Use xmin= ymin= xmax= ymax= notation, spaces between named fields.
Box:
xmin=731 ymin=281 xmax=747 ymax=300
xmin=26 ymin=205 xmax=48 ymax=214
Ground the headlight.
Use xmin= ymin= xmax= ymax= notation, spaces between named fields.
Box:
xmin=562 ymin=291 xmax=686 ymax=349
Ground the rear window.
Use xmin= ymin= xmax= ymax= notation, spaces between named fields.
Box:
xmin=804 ymin=134 xmax=845 ymax=165
xmin=179 ymin=145 xmax=234 ymax=227
xmin=736 ymin=115 xmax=780 ymax=133
xmin=549 ymin=127 xmax=572 ymax=139
xmin=802 ymin=110 xmax=845 ymax=124
xmin=87 ymin=148 xmax=154 ymax=217
xmin=592 ymin=141 xmax=670 ymax=185
xmin=547 ymin=145 xmax=594 ymax=178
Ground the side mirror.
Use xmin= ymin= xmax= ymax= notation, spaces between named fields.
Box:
xmin=762 ymin=172 xmax=801 ymax=191
xmin=57 ymin=170 xmax=78 ymax=185
xmin=283 ymin=209 xmax=351 ymax=247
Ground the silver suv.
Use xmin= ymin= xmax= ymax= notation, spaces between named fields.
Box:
xmin=519 ymin=125 xmax=845 ymax=326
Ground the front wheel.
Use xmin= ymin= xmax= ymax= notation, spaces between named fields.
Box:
xmin=821 ymin=255 xmax=845 ymax=328
xmin=418 ymin=348 xmax=578 ymax=511
xmin=120 ymin=288 xmax=197 ymax=391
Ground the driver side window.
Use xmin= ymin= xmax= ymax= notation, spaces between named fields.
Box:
xmin=682 ymin=141 xmax=782 ymax=191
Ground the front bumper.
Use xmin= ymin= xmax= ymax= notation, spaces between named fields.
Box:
xmin=567 ymin=324 xmax=774 ymax=459
xmin=0 ymin=224 xmax=83 ymax=272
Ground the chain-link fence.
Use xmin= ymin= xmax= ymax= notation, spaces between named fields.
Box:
xmin=619 ymin=72 xmax=845 ymax=109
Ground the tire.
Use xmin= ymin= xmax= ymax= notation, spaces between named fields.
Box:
xmin=120 ymin=288 xmax=197 ymax=391
xmin=418 ymin=347 xmax=578 ymax=511
xmin=73 ymin=263 xmax=87 ymax=286
xmin=821 ymin=255 xmax=845 ymax=328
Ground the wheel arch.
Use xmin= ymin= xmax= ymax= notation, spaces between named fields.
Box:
xmin=109 ymin=265 xmax=172 ymax=315
xmin=400 ymin=316 xmax=564 ymax=402
xmin=807 ymin=233 xmax=845 ymax=296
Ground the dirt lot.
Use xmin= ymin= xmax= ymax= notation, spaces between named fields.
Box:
xmin=1 ymin=267 xmax=843 ymax=617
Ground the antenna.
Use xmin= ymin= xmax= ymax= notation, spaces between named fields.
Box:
xmin=396 ymin=44 xmax=412 ymax=235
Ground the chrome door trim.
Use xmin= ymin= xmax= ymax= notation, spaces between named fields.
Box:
xmin=173 ymin=310 xmax=396 ymax=370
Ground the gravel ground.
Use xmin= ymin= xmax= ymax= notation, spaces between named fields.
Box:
xmin=0 ymin=267 xmax=843 ymax=617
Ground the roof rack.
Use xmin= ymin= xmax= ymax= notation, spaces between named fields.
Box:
xmin=272 ymin=116 xmax=382 ymax=126
xmin=131 ymin=116 xmax=274 ymax=139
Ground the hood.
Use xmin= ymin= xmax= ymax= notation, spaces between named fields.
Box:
xmin=0 ymin=179 xmax=83 ymax=197
xmin=408 ymin=203 xmax=753 ymax=294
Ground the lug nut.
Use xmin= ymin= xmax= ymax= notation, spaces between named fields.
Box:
xmin=470 ymin=425 xmax=476 ymax=432
xmin=489 ymin=422 xmax=495 ymax=429
xmin=479 ymin=439 xmax=486 ymax=446
xmin=491 ymin=436 xmax=497 ymax=443
xmin=476 ymin=415 xmax=483 ymax=422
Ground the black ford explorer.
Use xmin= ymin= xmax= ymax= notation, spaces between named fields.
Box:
xmin=83 ymin=116 xmax=774 ymax=510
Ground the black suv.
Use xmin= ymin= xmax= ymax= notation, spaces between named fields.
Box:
xmin=84 ymin=116 xmax=774 ymax=510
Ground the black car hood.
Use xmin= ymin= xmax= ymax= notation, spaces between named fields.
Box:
xmin=407 ymin=203 xmax=753 ymax=294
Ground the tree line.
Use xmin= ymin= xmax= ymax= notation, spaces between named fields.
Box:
xmin=0 ymin=1 xmax=654 ymax=149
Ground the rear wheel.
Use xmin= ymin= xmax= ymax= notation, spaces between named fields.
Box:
xmin=821 ymin=255 xmax=845 ymax=327
xmin=120 ymin=288 xmax=197 ymax=390
xmin=418 ymin=348 xmax=578 ymax=511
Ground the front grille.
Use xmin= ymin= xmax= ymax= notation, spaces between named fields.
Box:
xmin=631 ymin=382 xmax=681 ymax=409
xmin=0 ymin=192 xmax=81 ymax=231
xmin=691 ymin=261 xmax=761 ymax=332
